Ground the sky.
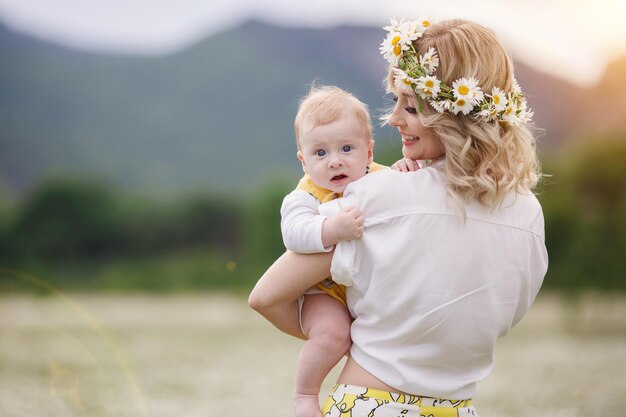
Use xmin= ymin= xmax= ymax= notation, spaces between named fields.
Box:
xmin=0 ymin=0 xmax=625 ymax=86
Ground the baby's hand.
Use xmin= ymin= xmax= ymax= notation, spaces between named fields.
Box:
xmin=391 ymin=158 xmax=420 ymax=172
xmin=332 ymin=206 xmax=364 ymax=241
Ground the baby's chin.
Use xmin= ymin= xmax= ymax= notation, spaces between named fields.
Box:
xmin=324 ymin=182 xmax=349 ymax=194
xmin=325 ymin=185 xmax=346 ymax=194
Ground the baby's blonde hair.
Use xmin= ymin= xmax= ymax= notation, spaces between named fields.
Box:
xmin=387 ymin=19 xmax=541 ymax=212
xmin=295 ymin=85 xmax=373 ymax=149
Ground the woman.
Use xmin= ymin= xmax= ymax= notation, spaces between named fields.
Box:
xmin=249 ymin=18 xmax=548 ymax=417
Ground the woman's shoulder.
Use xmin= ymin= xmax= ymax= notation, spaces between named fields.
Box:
xmin=343 ymin=166 xmax=449 ymax=221
xmin=467 ymin=189 xmax=545 ymax=237
xmin=348 ymin=165 xmax=446 ymax=195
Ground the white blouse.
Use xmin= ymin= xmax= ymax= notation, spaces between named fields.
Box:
xmin=318 ymin=164 xmax=548 ymax=399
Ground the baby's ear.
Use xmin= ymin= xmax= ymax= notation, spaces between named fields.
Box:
xmin=297 ymin=150 xmax=307 ymax=173
xmin=367 ymin=140 xmax=375 ymax=164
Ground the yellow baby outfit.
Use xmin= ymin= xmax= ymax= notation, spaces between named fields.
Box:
xmin=296 ymin=162 xmax=387 ymax=306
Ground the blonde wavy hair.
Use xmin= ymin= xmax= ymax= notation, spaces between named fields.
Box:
xmin=386 ymin=19 xmax=542 ymax=212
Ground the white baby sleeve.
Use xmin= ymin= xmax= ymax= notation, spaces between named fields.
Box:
xmin=280 ymin=190 xmax=332 ymax=253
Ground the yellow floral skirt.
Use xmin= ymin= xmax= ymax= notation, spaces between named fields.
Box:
xmin=321 ymin=384 xmax=476 ymax=417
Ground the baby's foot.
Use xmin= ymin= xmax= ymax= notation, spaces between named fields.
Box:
xmin=294 ymin=392 xmax=322 ymax=417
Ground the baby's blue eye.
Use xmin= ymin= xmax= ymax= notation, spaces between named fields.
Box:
xmin=342 ymin=145 xmax=352 ymax=152
xmin=316 ymin=149 xmax=326 ymax=157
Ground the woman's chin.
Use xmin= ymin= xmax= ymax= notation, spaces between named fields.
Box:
xmin=402 ymin=149 xmax=420 ymax=160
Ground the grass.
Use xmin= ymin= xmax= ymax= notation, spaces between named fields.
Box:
xmin=0 ymin=291 xmax=625 ymax=416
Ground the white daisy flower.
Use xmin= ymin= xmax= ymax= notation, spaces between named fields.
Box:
xmin=383 ymin=18 xmax=403 ymax=33
xmin=451 ymin=97 xmax=475 ymax=115
xmin=517 ymin=104 xmax=533 ymax=124
xmin=477 ymin=106 xmax=498 ymax=122
xmin=379 ymin=31 xmax=404 ymax=64
xmin=477 ymin=109 xmax=491 ymax=119
xmin=379 ymin=30 xmax=412 ymax=64
xmin=391 ymin=20 xmax=421 ymax=44
xmin=501 ymin=102 xmax=520 ymax=125
xmin=393 ymin=68 xmax=417 ymax=93
xmin=518 ymin=109 xmax=535 ymax=123
xmin=518 ymin=98 xmax=528 ymax=111
xmin=419 ymin=47 xmax=440 ymax=75
xmin=489 ymin=87 xmax=508 ymax=111
xmin=511 ymin=79 xmax=522 ymax=94
xmin=405 ymin=20 xmax=425 ymax=40
xmin=452 ymin=77 xmax=480 ymax=100
xmin=472 ymin=87 xmax=485 ymax=102
xmin=417 ymin=16 xmax=432 ymax=31
xmin=502 ymin=96 xmax=532 ymax=126
xmin=415 ymin=75 xmax=441 ymax=99
xmin=429 ymin=99 xmax=451 ymax=113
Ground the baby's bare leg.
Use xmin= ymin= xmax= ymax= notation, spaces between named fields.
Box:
xmin=295 ymin=293 xmax=352 ymax=417
xmin=249 ymin=251 xmax=333 ymax=339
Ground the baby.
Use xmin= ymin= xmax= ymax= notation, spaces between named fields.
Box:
xmin=280 ymin=85 xmax=386 ymax=417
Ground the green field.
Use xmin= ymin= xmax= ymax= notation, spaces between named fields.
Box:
xmin=1 ymin=292 xmax=625 ymax=417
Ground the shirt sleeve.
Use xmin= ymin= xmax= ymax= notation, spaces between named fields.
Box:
xmin=280 ymin=190 xmax=332 ymax=253
xmin=318 ymin=196 xmax=360 ymax=286
xmin=511 ymin=231 xmax=549 ymax=328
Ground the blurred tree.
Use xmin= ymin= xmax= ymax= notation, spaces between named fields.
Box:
xmin=7 ymin=178 xmax=125 ymax=261
xmin=0 ymin=180 xmax=14 ymax=260
xmin=373 ymin=143 xmax=402 ymax=167
xmin=242 ymin=179 xmax=293 ymax=268
xmin=539 ymin=135 xmax=626 ymax=290
xmin=176 ymin=195 xmax=242 ymax=253
xmin=3 ymin=134 xmax=625 ymax=293
xmin=122 ymin=194 xmax=243 ymax=256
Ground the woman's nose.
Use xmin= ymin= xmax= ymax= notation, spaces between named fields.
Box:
xmin=388 ymin=107 xmax=404 ymax=127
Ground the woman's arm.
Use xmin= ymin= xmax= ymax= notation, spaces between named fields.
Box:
xmin=248 ymin=250 xmax=333 ymax=339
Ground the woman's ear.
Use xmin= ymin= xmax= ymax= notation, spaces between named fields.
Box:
xmin=297 ymin=150 xmax=307 ymax=174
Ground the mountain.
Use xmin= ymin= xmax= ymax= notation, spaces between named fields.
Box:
xmin=515 ymin=55 xmax=626 ymax=146
xmin=585 ymin=56 xmax=626 ymax=134
xmin=1 ymin=19 xmax=623 ymax=196
xmin=0 ymin=20 xmax=391 ymax=196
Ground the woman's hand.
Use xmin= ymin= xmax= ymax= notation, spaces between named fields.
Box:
xmin=391 ymin=158 xmax=420 ymax=172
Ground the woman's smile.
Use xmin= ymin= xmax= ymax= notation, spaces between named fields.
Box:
xmin=401 ymin=134 xmax=419 ymax=146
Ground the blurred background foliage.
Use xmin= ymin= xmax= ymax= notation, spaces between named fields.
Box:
xmin=1 ymin=134 xmax=625 ymax=293
xmin=538 ymin=136 xmax=626 ymax=290
xmin=1 ymin=20 xmax=625 ymax=294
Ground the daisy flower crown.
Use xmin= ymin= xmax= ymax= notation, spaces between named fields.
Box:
xmin=380 ymin=18 xmax=533 ymax=126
